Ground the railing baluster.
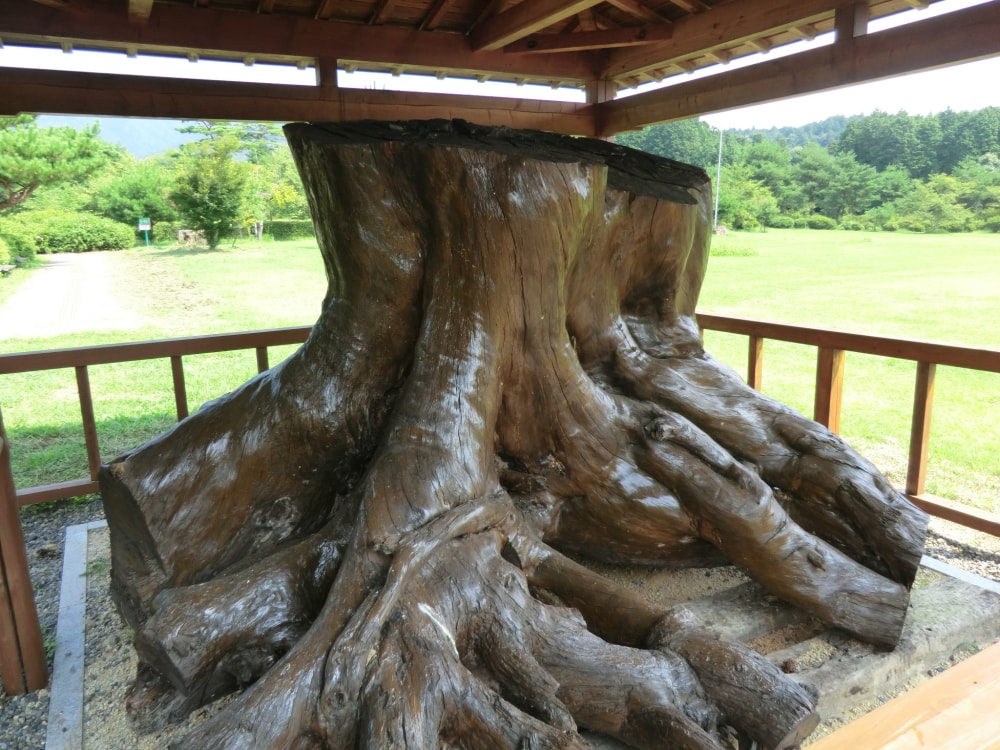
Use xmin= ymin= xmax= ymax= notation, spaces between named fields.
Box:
xmin=171 ymin=355 xmax=189 ymax=421
xmin=256 ymin=347 xmax=270 ymax=373
xmin=814 ymin=347 xmax=845 ymax=434
xmin=906 ymin=361 xmax=936 ymax=497
xmin=747 ymin=335 xmax=764 ymax=390
xmin=74 ymin=366 xmax=102 ymax=481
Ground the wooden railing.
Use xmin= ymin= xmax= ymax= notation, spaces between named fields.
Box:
xmin=0 ymin=326 xmax=310 ymax=695
xmin=697 ymin=313 xmax=1000 ymax=538
xmin=2 ymin=317 xmax=999 ymax=695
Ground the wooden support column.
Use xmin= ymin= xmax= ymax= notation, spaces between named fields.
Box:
xmin=834 ymin=2 xmax=869 ymax=45
xmin=315 ymin=57 xmax=339 ymax=93
xmin=906 ymin=361 xmax=935 ymax=496
xmin=256 ymin=347 xmax=270 ymax=373
xmin=747 ymin=335 xmax=764 ymax=390
xmin=814 ymin=347 xmax=845 ymax=433
xmin=0 ymin=408 xmax=47 ymax=695
xmin=586 ymin=78 xmax=615 ymax=140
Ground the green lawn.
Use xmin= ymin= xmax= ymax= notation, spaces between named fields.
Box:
xmin=2 ymin=240 xmax=328 ymax=491
xmin=699 ymin=229 xmax=1000 ymax=512
xmin=3 ymin=231 xmax=999 ymax=514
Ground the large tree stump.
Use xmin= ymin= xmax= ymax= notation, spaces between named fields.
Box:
xmin=99 ymin=120 xmax=928 ymax=749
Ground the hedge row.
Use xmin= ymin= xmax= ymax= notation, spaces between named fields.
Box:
xmin=265 ymin=219 xmax=315 ymax=240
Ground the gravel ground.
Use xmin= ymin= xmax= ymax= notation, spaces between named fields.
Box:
xmin=2 ymin=495 xmax=1000 ymax=749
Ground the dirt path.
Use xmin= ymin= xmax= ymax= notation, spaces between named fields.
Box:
xmin=0 ymin=253 xmax=149 ymax=342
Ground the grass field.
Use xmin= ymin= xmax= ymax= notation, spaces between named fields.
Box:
xmin=700 ymin=228 xmax=1000 ymax=512
xmin=2 ymin=230 xmax=998 ymax=513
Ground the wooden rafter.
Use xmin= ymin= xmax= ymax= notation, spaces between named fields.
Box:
xmin=470 ymin=0 xmax=604 ymax=51
xmin=419 ymin=0 xmax=451 ymax=30
xmin=257 ymin=0 xmax=276 ymax=13
xmin=601 ymin=0 xmax=837 ymax=79
xmin=0 ymin=2 xmax=599 ymax=83
xmin=128 ymin=0 xmax=154 ymax=22
xmin=314 ymin=0 xmax=337 ymax=20
xmin=506 ymin=24 xmax=673 ymax=54
xmin=601 ymin=0 xmax=1000 ymax=134
xmin=369 ymin=0 xmax=398 ymax=25
xmin=604 ymin=0 xmax=670 ymax=23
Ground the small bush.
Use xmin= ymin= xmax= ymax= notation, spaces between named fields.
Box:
xmin=766 ymin=215 xmax=795 ymax=229
xmin=838 ymin=215 xmax=871 ymax=231
xmin=264 ymin=219 xmax=315 ymax=241
xmin=0 ymin=236 xmax=10 ymax=266
xmin=805 ymin=215 xmax=838 ymax=230
xmin=33 ymin=213 xmax=136 ymax=253
xmin=792 ymin=217 xmax=810 ymax=229
xmin=0 ymin=218 xmax=38 ymax=261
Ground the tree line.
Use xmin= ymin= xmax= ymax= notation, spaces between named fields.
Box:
xmin=0 ymin=117 xmax=311 ymax=264
xmin=617 ymin=107 xmax=1000 ymax=233
xmin=3 ymin=108 xmax=1000 ymax=267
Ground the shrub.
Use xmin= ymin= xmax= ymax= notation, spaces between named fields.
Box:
xmin=838 ymin=215 xmax=871 ymax=231
xmin=264 ymin=219 xmax=315 ymax=241
xmin=33 ymin=212 xmax=135 ymax=253
xmin=0 ymin=218 xmax=38 ymax=261
xmin=766 ymin=215 xmax=795 ymax=229
xmin=805 ymin=215 xmax=838 ymax=230
xmin=0 ymin=236 xmax=10 ymax=266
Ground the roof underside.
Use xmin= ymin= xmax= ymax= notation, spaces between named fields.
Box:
xmin=2 ymin=0 xmax=999 ymax=135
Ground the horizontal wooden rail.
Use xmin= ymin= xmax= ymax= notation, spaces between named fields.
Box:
xmin=697 ymin=314 xmax=1000 ymax=373
xmin=696 ymin=313 xmax=1000 ymax=538
xmin=0 ymin=326 xmax=312 ymax=375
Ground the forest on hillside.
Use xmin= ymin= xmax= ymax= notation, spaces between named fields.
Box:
xmin=618 ymin=108 xmax=1000 ymax=233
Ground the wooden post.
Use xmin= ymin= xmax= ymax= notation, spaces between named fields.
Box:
xmin=315 ymin=57 xmax=339 ymax=93
xmin=587 ymin=78 xmax=615 ymax=140
xmin=256 ymin=347 xmax=270 ymax=374
xmin=75 ymin=366 xmax=103 ymax=481
xmin=906 ymin=361 xmax=936 ymax=496
xmin=171 ymin=356 xmax=189 ymax=420
xmin=747 ymin=335 xmax=764 ymax=390
xmin=814 ymin=347 xmax=845 ymax=434
xmin=834 ymin=2 xmax=869 ymax=45
xmin=0 ymin=408 xmax=47 ymax=694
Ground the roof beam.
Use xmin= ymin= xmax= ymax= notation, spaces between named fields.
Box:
xmin=506 ymin=24 xmax=673 ymax=54
xmin=419 ymin=0 xmax=452 ymax=30
xmin=603 ymin=0 xmax=670 ymax=23
xmin=600 ymin=0 xmax=1000 ymax=135
xmin=369 ymin=0 xmax=399 ymax=25
xmin=470 ymin=0 xmax=603 ymax=51
xmin=128 ymin=0 xmax=153 ymax=22
xmin=0 ymin=2 xmax=599 ymax=83
xmin=0 ymin=66 xmax=596 ymax=135
xmin=601 ymin=0 xmax=838 ymax=79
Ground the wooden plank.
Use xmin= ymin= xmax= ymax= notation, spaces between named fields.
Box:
xmin=74 ymin=366 xmax=102 ymax=481
xmin=905 ymin=361 xmax=935 ymax=496
xmin=696 ymin=314 xmax=1000 ymax=374
xmin=601 ymin=0 xmax=1000 ymax=132
xmin=814 ymin=347 xmax=845 ymax=433
xmin=0 ymin=409 xmax=47 ymax=694
xmin=0 ymin=326 xmax=312 ymax=376
xmin=602 ymin=0 xmax=836 ymax=80
xmin=0 ymin=68 xmax=596 ymax=137
xmin=809 ymin=639 xmax=1000 ymax=750
xmin=506 ymin=24 xmax=673 ymax=54
xmin=170 ymin=355 xmax=189 ymax=421
xmin=747 ymin=334 xmax=763 ymax=390
xmin=17 ymin=479 xmax=100 ymax=507
xmin=127 ymin=0 xmax=154 ymax=22
xmin=0 ymin=2 xmax=597 ymax=83
xmin=907 ymin=493 xmax=1000 ymax=539
xmin=470 ymin=0 xmax=603 ymax=51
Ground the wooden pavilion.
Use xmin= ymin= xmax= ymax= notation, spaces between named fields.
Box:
xmin=2 ymin=1 xmax=1000 ymax=745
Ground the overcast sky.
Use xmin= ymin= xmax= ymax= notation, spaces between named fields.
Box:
xmin=1 ymin=0 xmax=997 ymax=131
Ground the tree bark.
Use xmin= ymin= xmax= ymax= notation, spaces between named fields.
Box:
xmin=99 ymin=119 xmax=927 ymax=749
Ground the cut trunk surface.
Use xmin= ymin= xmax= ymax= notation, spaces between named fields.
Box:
xmin=99 ymin=119 xmax=928 ymax=750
